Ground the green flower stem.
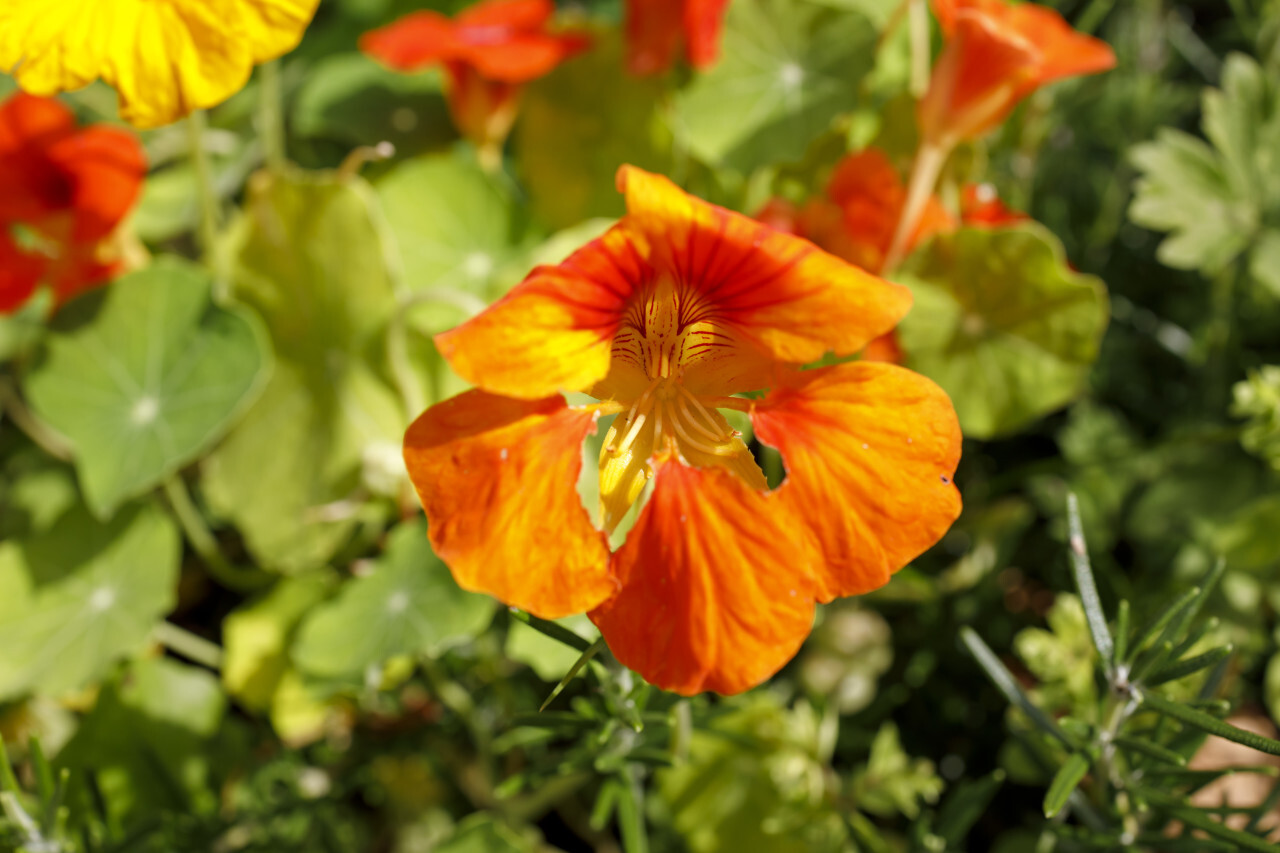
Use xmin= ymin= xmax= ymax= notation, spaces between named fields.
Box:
xmin=161 ymin=476 xmax=270 ymax=593
xmin=0 ymin=377 xmax=72 ymax=460
xmin=257 ymin=60 xmax=286 ymax=173
xmin=152 ymin=621 xmax=224 ymax=671
xmin=883 ymin=140 xmax=949 ymax=274
xmin=908 ymin=0 xmax=931 ymax=98
xmin=186 ymin=111 xmax=222 ymax=274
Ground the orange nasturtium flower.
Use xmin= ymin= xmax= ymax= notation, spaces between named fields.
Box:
xmin=0 ymin=0 xmax=320 ymax=129
xmin=361 ymin=0 xmax=589 ymax=167
xmin=960 ymin=182 xmax=1028 ymax=228
xmin=404 ymin=166 xmax=962 ymax=695
xmin=919 ymin=0 xmax=1116 ymax=147
xmin=0 ymin=94 xmax=146 ymax=314
xmin=625 ymin=0 xmax=732 ymax=75
xmin=755 ymin=149 xmax=954 ymax=365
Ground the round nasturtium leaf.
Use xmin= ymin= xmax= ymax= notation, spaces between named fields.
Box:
xmin=202 ymin=168 xmax=408 ymax=574
xmin=292 ymin=520 xmax=497 ymax=679
xmin=377 ymin=152 xmax=535 ymax=335
xmin=0 ymin=501 xmax=179 ymax=700
xmin=22 ymin=258 xmax=270 ymax=518
xmin=896 ymin=225 xmax=1110 ymax=439
xmin=673 ymin=0 xmax=877 ymax=174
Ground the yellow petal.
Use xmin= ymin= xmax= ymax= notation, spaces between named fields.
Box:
xmin=0 ymin=0 xmax=319 ymax=129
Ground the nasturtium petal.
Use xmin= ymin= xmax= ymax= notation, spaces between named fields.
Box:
xmin=436 ymin=223 xmax=646 ymax=399
xmin=292 ymin=520 xmax=497 ymax=679
xmin=618 ymin=166 xmax=913 ymax=366
xmin=896 ymin=224 xmax=1109 ymax=439
xmin=202 ymin=168 xmax=407 ymax=573
xmin=404 ymin=391 xmax=614 ymax=619
xmin=22 ymin=258 xmax=270 ymax=518
xmin=672 ymin=0 xmax=877 ymax=173
xmin=592 ymin=462 xmax=817 ymax=696
xmin=753 ymin=363 xmax=962 ymax=601
xmin=0 ymin=502 xmax=179 ymax=700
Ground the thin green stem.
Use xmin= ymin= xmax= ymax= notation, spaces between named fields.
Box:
xmin=152 ymin=621 xmax=224 ymax=671
xmin=0 ymin=377 xmax=72 ymax=459
xmin=908 ymin=0 xmax=931 ymax=98
xmin=161 ymin=477 xmax=270 ymax=593
xmin=257 ymin=60 xmax=287 ymax=172
xmin=186 ymin=111 xmax=222 ymax=270
xmin=883 ymin=140 xmax=950 ymax=274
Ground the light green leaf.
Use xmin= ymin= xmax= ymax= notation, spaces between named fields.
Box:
xmin=850 ymin=722 xmax=944 ymax=820
xmin=1042 ymin=752 xmax=1090 ymax=819
xmin=292 ymin=520 xmax=496 ymax=678
xmin=506 ymin=614 xmax=600 ymax=682
xmin=57 ymin=658 xmax=229 ymax=829
xmin=293 ymin=53 xmax=455 ymax=156
xmin=222 ymin=572 xmax=336 ymax=712
xmin=516 ymin=31 xmax=673 ymax=229
xmin=897 ymin=224 xmax=1109 ymax=439
xmin=0 ymin=502 xmax=179 ymax=700
xmin=202 ymin=168 xmax=408 ymax=573
xmin=673 ymin=0 xmax=876 ymax=173
xmin=1129 ymin=53 xmax=1280 ymax=280
xmin=377 ymin=153 xmax=535 ymax=335
xmin=22 ymin=259 xmax=269 ymax=518
xmin=437 ymin=814 xmax=535 ymax=853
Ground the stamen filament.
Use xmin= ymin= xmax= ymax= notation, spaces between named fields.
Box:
xmin=678 ymin=385 xmax=735 ymax=441
xmin=669 ymin=403 xmax=735 ymax=457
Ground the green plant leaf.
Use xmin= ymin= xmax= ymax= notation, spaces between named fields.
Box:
xmin=516 ymin=31 xmax=673 ymax=229
xmin=222 ymin=572 xmax=336 ymax=712
xmin=201 ymin=168 xmax=408 ymax=573
xmin=292 ymin=53 xmax=455 ymax=157
xmin=506 ymin=613 xmax=601 ymax=682
xmin=1129 ymin=53 xmax=1280 ymax=286
xmin=672 ymin=0 xmax=876 ymax=173
xmin=22 ymin=259 xmax=269 ymax=518
xmin=1042 ymin=752 xmax=1090 ymax=818
xmin=0 ymin=502 xmax=179 ymax=700
xmin=897 ymin=224 xmax=1109 ymax=439
xmin=291 ymin=520 xmax=496 ymax=678
xmin=57 ymin=658 xmax=229 ymax=831
xmin=377 ymin=153 xmax=535 ymax=335
xmin=436 ymin=814 xmax=535 ymax=853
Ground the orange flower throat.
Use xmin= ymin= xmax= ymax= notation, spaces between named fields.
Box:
xmin=597 ymin=278 xmax=763 ymax=531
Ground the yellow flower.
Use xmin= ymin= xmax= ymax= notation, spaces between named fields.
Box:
xmin=0 ymin=0 xmax=319 ymax=129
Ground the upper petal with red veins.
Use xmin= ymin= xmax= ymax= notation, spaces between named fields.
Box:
xmin=592 ymin=461 xmax=816 ymax=696
xmin=436 ymin=224 xmax=649 ymax=399
xmin=404 ymin=390 xmax=615 ymax=618
xmin=617 ymin=166 xmax=913 ymax=365
xmin=753 ymin=363 xmax=962 ymax=601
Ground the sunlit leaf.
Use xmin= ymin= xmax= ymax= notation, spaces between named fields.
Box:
xmin=673 ymin=0 xmax=876 ymax=173
xmin=293 ymin=53 xmax=454 ymax=157
xmin=897 ymin=224 xmax=1109 ymax=439
xmin=22 ymin=259 xmax=270 ymax=518
xmin=0 ymin=502 xmax=179 ymax=700
xmin=201 ymin=168 xmax=409 ymax=573
xmin=292 ymin=519 xmax=496 ymax=678
xmin=516 ymin=31 xmax=673 ymax=229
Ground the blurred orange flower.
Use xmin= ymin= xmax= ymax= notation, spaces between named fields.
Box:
xmin=961 ymin=182 xmax=1029 ymax=227
xmin=625 ymin=0 xmax=731 ymax=75
xmin=0 ymin=0 xmax=320 ymax=129
xmin=919 ymin=0 xmax=1116 ymax=146
xmin=404 ymin=165 xmax=962 ymax=695
xmin=361 ymin=0 xmax=589 ymax=167
xmin=0 ymin=94 xmax=146 ymax=314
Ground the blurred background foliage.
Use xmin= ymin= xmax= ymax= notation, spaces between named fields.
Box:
xmin=3 ymin=0 xmax=1280 ymax=850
